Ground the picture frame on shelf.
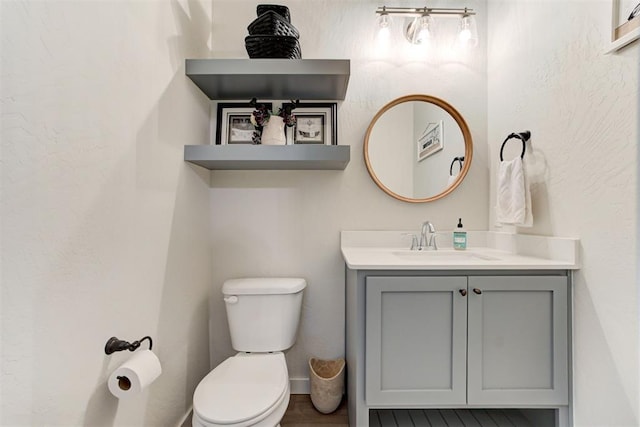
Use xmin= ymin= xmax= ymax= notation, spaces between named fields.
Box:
xmin=216 ymin=102 xmax=273 ymax=145
xmin=417 ymin=120 xmax=444 ymax=161
xmin=286 ymin=102 xmax=337 ymax=145
xmin=606 ymin=0 xmax=640 ymax=52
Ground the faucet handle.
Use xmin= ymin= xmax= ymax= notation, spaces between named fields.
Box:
xmin=402 ymin=233 xmax=419 ymax=250
xmin=429 ymin=232 xmax=438 ymax=250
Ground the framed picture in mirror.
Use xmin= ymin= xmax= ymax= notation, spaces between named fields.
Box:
xmin=607 ymin=0 xmax=640 ymax=52
xmin=216 ymin=102 xmax=273 ymax=145
xmin=286 ymin=102 xmax=337 ymax=145
xmin=417 ymin=120 xmax=444 ymax=161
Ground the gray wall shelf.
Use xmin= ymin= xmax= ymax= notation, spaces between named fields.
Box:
xmin=184 ymin=145 xmax=350 ymax=170
xmin=185 ymin=59 xmax=350 ymax=100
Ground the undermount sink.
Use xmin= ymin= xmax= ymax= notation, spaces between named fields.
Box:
xmin=392 ymin=249 xmax=501 ymax=262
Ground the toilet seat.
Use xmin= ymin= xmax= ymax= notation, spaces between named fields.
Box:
xmin=193 ymin=353 xmax=288 ymax=426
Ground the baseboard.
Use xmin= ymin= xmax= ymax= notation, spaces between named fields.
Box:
xmin=177 ymin=405 xmax=192 ymax=427
xmin=289 ymin=376 xmax=310 ymax=394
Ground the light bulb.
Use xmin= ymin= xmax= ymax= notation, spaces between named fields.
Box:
xmin=405 ymin=15 xmax=433 ymax=45
xmin=459 ymin=28 xmax=471 ymax=42
xmin=376 ymin=12 xmax=393 ymax=41
xmin=378 ymin=12 xmax=392 ymax=29
xmin=416 ymin=15 xmax=434 ymax=44
xmin=374 ymin=11 xmax=393 ymax=55
xmin=457 ymin=14 xmax=478 ymax=48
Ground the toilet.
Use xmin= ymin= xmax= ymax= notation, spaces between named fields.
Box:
xmin=192 ymin=277 xmax=307 ymax=427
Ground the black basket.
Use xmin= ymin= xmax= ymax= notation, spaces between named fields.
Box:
xmin=245 ymin=35 xmax=301 ymax=59
xmin=256 ymin=4 xmax=290 ymax=22
xmin=248 ymin=11 xmax=299 ymax=38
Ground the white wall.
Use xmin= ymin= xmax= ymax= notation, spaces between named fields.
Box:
xmin=487 ymin=1 xmax=639 ymax=426
xmin=369 ymin=102 xmax=414 ymax=197
xmin=1 ymin=1 xmax=214 ymax=425
xmin=208 ymin=0 xmax=489 ymax=390
xmin=8 ymin=1 xmax=633 ymax=426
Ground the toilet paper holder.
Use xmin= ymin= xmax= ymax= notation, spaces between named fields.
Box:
xmin=105 ymin=336 xmax=153 ymax=355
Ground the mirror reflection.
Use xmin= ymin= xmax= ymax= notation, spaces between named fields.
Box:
xmin=364 ymin=94 xmax=472 ymax=203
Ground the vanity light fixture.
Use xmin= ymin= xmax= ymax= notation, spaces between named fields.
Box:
xmin=405 ymin=13 xmax=434 ymax=44
xmin=457 ymin=9 xmax=478 ymax=48
xmin=375 ymin=5 xmax=478 ymax=47
xmin=376 ymin=6 xmax=393 ymax=41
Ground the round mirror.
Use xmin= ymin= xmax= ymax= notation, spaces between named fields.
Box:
xmin=364 ymin=94 xmax=473 ymax=203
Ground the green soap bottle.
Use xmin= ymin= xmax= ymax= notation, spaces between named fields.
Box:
xmin=453 ymin=218 xmax=467 ymax=250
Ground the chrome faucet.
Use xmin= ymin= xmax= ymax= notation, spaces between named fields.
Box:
xmin=419 ymin=221 xmax=438 ymax=250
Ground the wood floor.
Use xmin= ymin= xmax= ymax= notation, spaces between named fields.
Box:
xmin=281 ymin=394 xmax=349 ymax=426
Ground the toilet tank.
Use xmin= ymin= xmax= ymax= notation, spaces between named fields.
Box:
xmin=222 ymin=278 xmax=306 ymax=352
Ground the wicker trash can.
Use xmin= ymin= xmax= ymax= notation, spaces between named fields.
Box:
xmin=308 ymin=357 xmax=345 ymax=414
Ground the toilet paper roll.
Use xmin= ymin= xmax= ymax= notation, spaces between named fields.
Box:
xmin=108 ymin=349 xmax=162 ymax=399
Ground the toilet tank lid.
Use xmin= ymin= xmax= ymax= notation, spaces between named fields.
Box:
xmin=222 ymin=277 xmax=306 ymax=295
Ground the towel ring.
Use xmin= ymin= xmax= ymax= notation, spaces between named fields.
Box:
xmin=449 ymin=156 xmax=465 ymax=176
xmin=500 ymin=130 xmax=531 ymax=161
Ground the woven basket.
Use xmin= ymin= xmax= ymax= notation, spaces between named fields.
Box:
xmin=256 ymin=4 xmax=290 ymax=22
xmin=245 ymin=35 xmax=301 ymax=59
xmin=248 ymin=11 xmax=299 ymax=38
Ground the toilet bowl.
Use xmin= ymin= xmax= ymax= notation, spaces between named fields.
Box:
xmin=192 ymin=353 xmax=289 ymax=427
xmin=192 ymin=278 xmax=306 ymax=427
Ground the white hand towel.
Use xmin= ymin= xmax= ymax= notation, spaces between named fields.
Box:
xmin=496 ymin=157 xmax=533 ymax=227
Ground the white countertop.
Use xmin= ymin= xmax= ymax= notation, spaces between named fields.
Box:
xmin=341 ymin=231 xmax=580 ymax=270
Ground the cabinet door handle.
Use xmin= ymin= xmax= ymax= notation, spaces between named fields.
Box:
xmin=473 ymin=288 xmax=482 ymax=295
xmin=459 ymin=289 xmax=467 ymax=296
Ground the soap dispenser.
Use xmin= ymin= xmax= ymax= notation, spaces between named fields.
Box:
xmin=453 ymin=218 xmax=467 ymax=250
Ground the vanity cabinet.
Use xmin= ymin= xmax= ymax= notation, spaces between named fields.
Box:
xmin=365 ymin=276 xmax=468 ymax=406
xmin=345 ymin=268 xmax=573 ymax=426
xmin=466 ymin=276 xmax=568 ymax=406
xmin=365 ymin=275 xmax=569 ymax=408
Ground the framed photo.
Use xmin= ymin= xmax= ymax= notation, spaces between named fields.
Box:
xmin=287 ymin=102 xmax=337 ymax=145
xmin=607 ymin=0 xmax=640 ymax=52
xmin=417 ymin=120 xmax=444 ymax=161
xmin=216 ymin=102 xmax=272 ymax=145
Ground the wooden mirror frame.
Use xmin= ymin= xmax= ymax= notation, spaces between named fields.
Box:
xmin=363 ymin=94 xmax=473 ymax=203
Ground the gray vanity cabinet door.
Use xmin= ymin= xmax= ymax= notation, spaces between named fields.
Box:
xmin=365 ymin=276 xmax=468 ymax=406
xmin=467 ymin=276 xmax=569 ymax=406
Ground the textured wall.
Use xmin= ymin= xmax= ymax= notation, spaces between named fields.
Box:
xmin=7 ymin=1 xmax=631 ymax=425
xmin=208 ymin=0 xmax=489 ymax=390
xmin=487 ymin=1 xmax=639 ymax=425
xmin=1 ymin=1 xmax=214 ymax=425
xmin=369 ymin=102 xmax=414 ymax=196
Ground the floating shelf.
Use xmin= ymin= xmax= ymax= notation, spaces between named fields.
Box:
xmin=185 ymin=59 xmax=350 ymax=100
xmin=184 ymin=145 xmax=350 ymax=170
